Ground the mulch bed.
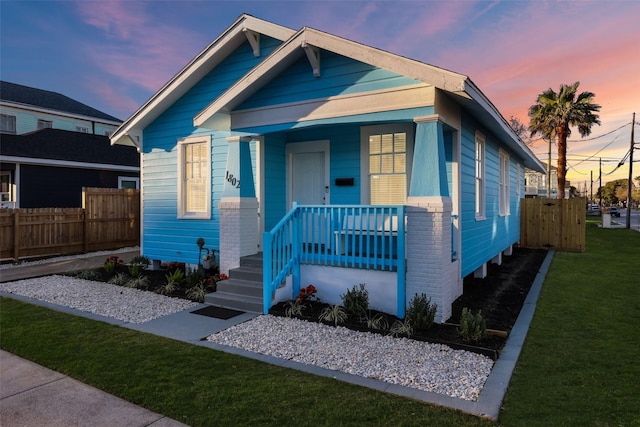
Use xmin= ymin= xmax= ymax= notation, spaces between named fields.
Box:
xmin=269 ymin=247 xmax=548 ymax=359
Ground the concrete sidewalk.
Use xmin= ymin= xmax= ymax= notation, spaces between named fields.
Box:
xmin=0 ymin=351 xmax=189 ymax=427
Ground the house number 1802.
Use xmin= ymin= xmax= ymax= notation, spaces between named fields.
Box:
xmin=225 ymin=171 xmax=240 ymax=189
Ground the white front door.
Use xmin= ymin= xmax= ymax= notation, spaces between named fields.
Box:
xmin=287 ymin=140 xmax=330 ymax=208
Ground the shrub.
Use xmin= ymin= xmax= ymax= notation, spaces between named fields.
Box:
xmin=284 ymin=300 xmax=306 ymax=317
xmin=186 ymin=269 xmax=205 ymax=287
xmin=155 ymin=281 xmax=178 ymax=296
xmin=125 ymin=275 xmax=150 ymax=290
xmin=388 ymin=319 xmax=413 ymax=338
xmin=165 ymin=268 xmax=186 ymax=288
xmin=296 ymin=284 xmax=318 ymax=303
xmin=73 ymin=269 xmax=102 ymax=281
xmin=103 ymin=256 xmax=121 ymax=275
xmin=406 ymin=293 xmax=437 ymax=331
xmin=108 ymin=272 xmax=130 ymax=286
xmin=341 ymin=284 xmax=369 ymax=318
xmin=129 ymin=255 xmax=151 ymax=268
xmin=458 ymin=308 xmax=487 ymax=342
xmin=318 ymin=304 xmax=348 ymax=326
xmin=364 ymin=312 xmax=389 ymax=331
xmin=185 ymin=279 xmax=217 ymax=302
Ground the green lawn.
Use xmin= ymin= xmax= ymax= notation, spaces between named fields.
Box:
xmin=1 ymin=222 xmax=639 ymax=426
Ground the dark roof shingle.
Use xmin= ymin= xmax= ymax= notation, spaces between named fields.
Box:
xmin=0 ymin=128 xmax=138 ymax=167
xmin=0 ymin=81 xmax=121 ymax=122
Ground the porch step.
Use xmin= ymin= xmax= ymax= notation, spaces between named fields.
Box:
xmin=204 ymin=254 xmax=263 ymax=314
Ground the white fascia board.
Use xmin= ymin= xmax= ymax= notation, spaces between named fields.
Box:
xmin=300 ymin=28 xmax=467 ymax=92
xmin=2 ymin=155 xmax=140 ymax=172
xmin=194 ymin=30 xmax=305 ymax=128
xmin=463 ymin=80 xmax=546 ymax=173
xmin=231 ymin=84 xmax=434 ymax=129
xmin=111 ymin=14 xmax=295 ymax=146
xmin=0 ymin=101 xmax=121 ymax=126
xmin=194 ymin=27 xmax=468 ymax=128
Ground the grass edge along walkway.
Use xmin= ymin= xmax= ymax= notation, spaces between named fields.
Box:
xmin=499 ymin=222 xmax=640 ymax=426
xmin=0 ymin=297 xmax=493 ymax=427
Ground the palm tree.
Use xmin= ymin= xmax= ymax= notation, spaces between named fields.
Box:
xmin=528 ymin=82 xmax=601 ymax=198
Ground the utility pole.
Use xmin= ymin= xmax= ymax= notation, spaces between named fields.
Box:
xmin=626 ymin=112 xmax=635 ymax=229
xmin=590 ymin=170 xmax=593 ymax=203
xmin=599 ymin=158 xmax=602 ymax=206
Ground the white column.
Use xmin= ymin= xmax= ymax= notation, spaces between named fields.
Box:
xmin=218 ymin=136 xmax=258 ymax=274
xmin=405 ymin=196 xmax=459 ymax=323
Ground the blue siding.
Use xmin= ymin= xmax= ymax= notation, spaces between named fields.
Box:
xmin=141 ymin=37 xmax=282 ymax=264
xmin=237 ymin=51 xmax=420 ymax=110
xmin=459 ymin=112 xmax=522 ymax=278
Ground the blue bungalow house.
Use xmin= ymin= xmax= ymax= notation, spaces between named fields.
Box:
xmin=111 ymin=14 xmax=545 ymax=322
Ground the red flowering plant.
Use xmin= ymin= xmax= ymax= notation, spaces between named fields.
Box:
xmin=296 ymin=284 xmax=318 ymax=303
xmin=286 ymin=284 xmax=318 ymax=317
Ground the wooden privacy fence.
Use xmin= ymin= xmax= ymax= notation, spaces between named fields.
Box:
xmin=520 ymin=197 xmax=586 ymax=252
xmin=0 ymin=187 xmax=140 ymax=263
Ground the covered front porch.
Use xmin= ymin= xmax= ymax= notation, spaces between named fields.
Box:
xmin=216 ymin=115 xmax=462 ymax=322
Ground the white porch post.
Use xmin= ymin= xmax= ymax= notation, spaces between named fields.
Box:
xmin=219 ymin=136 xmax=258 ymax=275
xmin=405 ymin=116 xmax=461 ymax=323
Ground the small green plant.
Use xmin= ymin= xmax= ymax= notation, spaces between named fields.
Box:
xmin=128 ymin=264 xmax=141 ymax=277
xmin=165 ymin=268 xmax=186 ymax=287
xmin=130 ymin=255 xmax=151 ymax=268
xmin=341 ymin=283 xmax=369 ymax=318
xmin=284 ymin=300 xmax=306 ymax=317
xmin=458 ymin=308 xmax=487 ymax=342
xmin=73 ymin=269 xmax=102 ymax=281
xmin=155 ymin=281 xmax=178 ymax=296
xmin=185 ymin=280 xmax=216 ymax=302
xmin=364 ymin=312 xmax=389 ymax=331
xmin=108 ymin=272 xmax=130 ymax=286
xmin=388 ymin=319 xmax=413 ymax=338
xmin=318 ymin=304 xmax=348 ymax=326
xmin=125 ymin=275 xmax=150 ymax=290
xmin=186 ymin=269 xmax=205 ymax=287
xmin=406 ymin=293 xmax=437 ymax=331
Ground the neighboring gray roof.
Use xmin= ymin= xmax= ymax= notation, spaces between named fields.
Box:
xmin=0 ymin=81 xmax=121 ymax=122
xmin=0 ymin=128 xmax=138 ymax=167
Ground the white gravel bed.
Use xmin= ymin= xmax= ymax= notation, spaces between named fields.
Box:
xmin=0 ymin=275 xmax=198 ymax=323
xmin=0 ymin=247 xmax=140 ymax=270
xmin=207 ymin=315 xmax=494 ymax=401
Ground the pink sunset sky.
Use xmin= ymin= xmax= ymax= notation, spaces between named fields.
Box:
xmin=2 ymin=1 xmax=638 ymax=186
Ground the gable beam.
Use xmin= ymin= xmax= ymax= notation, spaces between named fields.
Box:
xmin=301 ymin=42 xmax=320 ymax=77
xmin=243 ymin=29 xmax=260 ymax=57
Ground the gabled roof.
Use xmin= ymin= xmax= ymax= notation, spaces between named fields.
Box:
xmin=0 ymin=81 xmax=121 ymax=123
xmin=0 ymin=128 xmax=139 ymax=168
xmin=193 ymin=26 xmax=544 ymax=172
xmin=110 ymin=14 xmax=296 ymax=148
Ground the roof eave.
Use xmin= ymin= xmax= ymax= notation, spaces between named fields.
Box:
xmin=110 ymin=14 xmax=295 ymax=147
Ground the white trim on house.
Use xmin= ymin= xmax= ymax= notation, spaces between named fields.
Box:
xmin=499 ymin=148 xmax=510 ymax=216
xmin=110 ymin=15 xmax=295 ymax=148
xmin=0 ymin=101 xmax=122 ymax=127
xmin=230 ymin=84 xmax=434 ymax=130
xmin=0 ymin=155 xmax=139 ymax=172
xmin=285 ymin=140 xmax=330 ymax=209
xmin=177 ymin=135 xmax=211 ymax=219
xmin=360 ymin=123 xmax=414 ymax=205
xmin=118 ymin=176 xmax=140 ymax=189
xmin=475 ymin=131 xmax=486 ymax=221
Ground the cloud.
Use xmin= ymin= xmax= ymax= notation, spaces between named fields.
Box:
xmin=73 ymin=1 xmax=207 ymax=98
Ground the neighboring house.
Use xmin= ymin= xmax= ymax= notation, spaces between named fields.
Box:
xmin=524 ymin=163 xmax=570 ymax=198
xmin=111 ymin=15 xmax=545 ymax=322
xmin=0 ymin=81 xmax=121 ymax=136
xmin=1 ymin=129 xmax=139 ymax=208
xmin=0 ymin=81 xmax=138 ymax=208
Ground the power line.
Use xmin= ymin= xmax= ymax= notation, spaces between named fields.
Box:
xmin=566 ymin=122 xmax=631 ymax=142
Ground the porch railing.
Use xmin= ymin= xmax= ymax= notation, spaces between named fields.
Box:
xmin=263 ymin=204 xmax=406 ymax=315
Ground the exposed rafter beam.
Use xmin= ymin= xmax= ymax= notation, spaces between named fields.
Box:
xmin=302 ymin=42 xmax=320 ymax=78
xmin=243 ymin=28 xmax=260 ymax=57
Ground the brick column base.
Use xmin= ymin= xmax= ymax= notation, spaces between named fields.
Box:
xmin=405 ymin=196 xmax=457 ymax=323
xmin=219 ymin=197 xmax=258 ymax=275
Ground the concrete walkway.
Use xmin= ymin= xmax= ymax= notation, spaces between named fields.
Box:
xmin=0 ymin=248 xmax=555 ymax=423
